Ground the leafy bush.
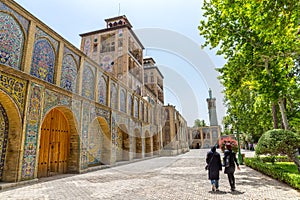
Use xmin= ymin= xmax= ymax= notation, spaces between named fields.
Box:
xmin=258 ymin=155 xmax=300 ymax=163
xmin=245 ymin=157 xmax=300 ymax=190
xmin=255 ymin=129 xmax=300 ymax=159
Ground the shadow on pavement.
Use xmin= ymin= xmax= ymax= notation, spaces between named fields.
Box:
xmin=208 ymin=190 xmax=227 ymax=195
xmin=230 ymin=190 xmax=245 ymax=195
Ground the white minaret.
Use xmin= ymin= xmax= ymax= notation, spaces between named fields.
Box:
xmin=207 ymin=88 xmax=218 ymax=126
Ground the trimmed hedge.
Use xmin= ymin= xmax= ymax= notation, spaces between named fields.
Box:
xmin=244 ymin=157 xmax=300 ymax=190
xmin=258 ymin=155 xmax=300 ymax=163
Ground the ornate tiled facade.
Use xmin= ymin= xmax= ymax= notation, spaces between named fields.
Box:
xmin=82 ymin=63 xmax=95 ymax=100
xmin=22 ymin=83 xmax=43 ymax=180
xmin=0 ymin=1 xmax=189 ymax=183
xmin=0 ymin=12 xmax=24 ymax=70
xmin=61 ymin=54 xmax=78 ymax=92
xmin=30 ymin=39 xmax=56 ymax=83
xmin=0 ymin=72 xmax=27 ymax=116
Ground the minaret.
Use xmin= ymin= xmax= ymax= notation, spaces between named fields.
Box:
xmin=207 ymin=88 xmax=218 ymax=126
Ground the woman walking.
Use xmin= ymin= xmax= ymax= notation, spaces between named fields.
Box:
xmin=223 ymin=143 xmax=240 ymax=191
xmin=206 ymin=146 xmax=222 ymax=191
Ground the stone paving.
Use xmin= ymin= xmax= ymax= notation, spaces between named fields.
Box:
xmin=0 ymin=149 xmax=299 ymax=200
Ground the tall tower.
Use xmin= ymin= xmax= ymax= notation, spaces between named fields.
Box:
xmin=207 ymin=88 xmax=218 ymax=126
xmin=79 ymin=15 xmax=144 ymax=94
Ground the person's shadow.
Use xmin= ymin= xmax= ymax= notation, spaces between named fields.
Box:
xmin=208 ymin=190 xmax=244 ymax=195
xmin=230 ymin=190 xmax=244 ymax=195
xmin=209 ymin=190 xmax=227 ymax=194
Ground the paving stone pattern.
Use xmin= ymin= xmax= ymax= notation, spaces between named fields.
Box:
xmin=0 ymin=149 xmax=299 ymax=200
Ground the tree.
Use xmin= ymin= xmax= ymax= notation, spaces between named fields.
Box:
xmin=255 ymin=129 xmax=300 ymax=172
xmin=193 ymin=119 xmax=206 ymax=128
xmin=199 ymin=0 xmax=300 ymax=131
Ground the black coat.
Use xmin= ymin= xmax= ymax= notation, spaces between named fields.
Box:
xmin=206 ymin=151 xmax=222 ymax=180
xmin=223 ymin=150 xmax=239 ymax=174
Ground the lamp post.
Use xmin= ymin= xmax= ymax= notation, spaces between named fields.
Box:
xmin=236 ymin=127 xmax=243 ymax=165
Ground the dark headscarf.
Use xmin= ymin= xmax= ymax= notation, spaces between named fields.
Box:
xmin=211 ymin=146 xmax=216 ymax=153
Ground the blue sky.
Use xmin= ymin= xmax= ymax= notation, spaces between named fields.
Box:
xmin=14 ymin=0 xmax=227 ymax=127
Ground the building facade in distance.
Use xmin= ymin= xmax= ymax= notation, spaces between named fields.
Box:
xmin=188 ymin=89 xmax=221 ymax=149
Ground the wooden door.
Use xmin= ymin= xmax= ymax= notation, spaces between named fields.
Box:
xmin=38 ymin=108 xmax=70 ymax=178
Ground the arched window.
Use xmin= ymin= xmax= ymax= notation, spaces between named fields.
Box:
xmin=0 ymin=12 xmax=24 ymax=70
xmin=120 ymin=89 xmax=126 ymax=113
xmin=31 ymin=39 xmax=55 ymax=83
xmin=98 ymin=76 xmax=107 ymax=105
xmin=60 ymin=55 xmax=77 ymax=92
xmin=128 ymin=94 xmax=132 ymax=116
xmin=134 ymin=98 xmax=138 ymax=118
xmin=81 ymin=65 xmax=95 ymax=99
xmin=110 ymin=83 xmax=118 ymax=109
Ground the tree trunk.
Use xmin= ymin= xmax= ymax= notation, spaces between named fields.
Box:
xmin=271 ymin=103 xmax=278 ymax=129
xmin=278 ymin=98 xmax=289 ymax=130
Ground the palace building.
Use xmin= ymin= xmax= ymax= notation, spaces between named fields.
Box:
xmin=0 ymin=0 xmax=188 ymax=183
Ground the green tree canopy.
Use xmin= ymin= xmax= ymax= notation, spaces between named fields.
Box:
xmin=193 ymin=119 xmax=206 ymax=128
xmin=199 ymin=0 xmax=300 ymax=134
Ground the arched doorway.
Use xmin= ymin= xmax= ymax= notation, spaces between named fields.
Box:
xmin=88 ymin=117 xmax=111 ymax=166
xmin=38 ymin=108 xmax=70 ymax=178
xmin=116 ymin=125 xmax=129 ymax=161
xmin=0 ymin=90 xmax=22 ymax=182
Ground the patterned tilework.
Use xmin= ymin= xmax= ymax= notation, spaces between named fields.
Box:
xmin=63 ymin=46 xmax=80 ymax=65
xmin=43 ymin=89 xmax=72 ymax=117
xmin=0 ymin=12 xmax=24 ymax=70
xmin=60 ymin=54 xmax=77 ymax=92
xmin=83 ymin=37 xmax=91 ymax=57
xmin=98 ymin=74 xmax=107 ymax=105
xmin=0 ymin=2 xmax=29 ymax=34
xmin=88 ymin=105 xmax=110 ymax=165
xmin=116 ymin=115 xmax=129 ymax=129
xmin=35 ymin=27 xmax=59 ymax=52
xmin=21 ymin=83 xmax=43 ymax=180
xmin=88 ymin=120 xmax=102 ymax=165
xmin=140 ymin=101 xmax=144 ymax=121
xmin=134 ymin=97 xmax=138 ymax=118
xmin=128 ymin=94 xmax=132 ymax=116
xmin=81 ymin=101 xmax=90 ymax=169
xmin=111 ymin=113 xmax=117 ymax=147
xmin=120 ymin=89 xmax=126 ymax=113
xmin=99 ymin=53 xmax=115 ymax=73
xmin=110 ymin=83 xmax=118 ymax=110
xmin=82 ymin=64 xmax=95 ymax=100
xmin=0 ymin=102 xmax=8 ymax=180
xmin=30 ymin=39 xmax=55 ymax=83
xmin=90 ymin=106 xmax=110 ymax=125
xmin=71 ymin=99 xmax=81 ymax=126
xmin=0 ymin=72 xmax=27 ymax=116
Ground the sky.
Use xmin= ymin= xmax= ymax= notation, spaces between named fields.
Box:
xmin=14 ymin=0 xmax=227 ymax=127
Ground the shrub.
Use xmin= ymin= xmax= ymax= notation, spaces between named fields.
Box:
xmin=255 ymin=129 xmax=300 ymax=159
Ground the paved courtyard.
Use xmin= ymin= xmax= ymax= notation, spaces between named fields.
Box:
xmin=0 ymin=149 xmax=299 ymax=200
